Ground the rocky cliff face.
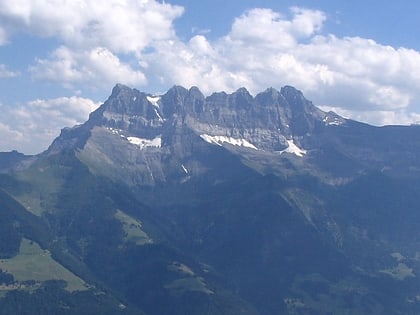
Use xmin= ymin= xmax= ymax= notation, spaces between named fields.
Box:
xmin=45 ymin=84 xmax=352 ymax=186
xmin=47 ymin=83 xmax=420 ymax=188
xmin=93 ymin=84 xmax=329 ymax=150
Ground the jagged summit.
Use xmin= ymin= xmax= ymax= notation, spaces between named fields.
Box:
xmin=44 ymin=83 xmax=344 ymax=185
xmin=39 ymin=82 xmax=420 ymax=187
xmin=90 ymin=85 xmax=342 ymax=155
xmin=88 ymin=83 xmax=336 ymax=140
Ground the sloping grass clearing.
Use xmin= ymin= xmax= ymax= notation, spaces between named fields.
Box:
xmin=114 ymin=209 xmax=152 ymax=245
xmin=0 ymin=238 xmax=87 ymax=292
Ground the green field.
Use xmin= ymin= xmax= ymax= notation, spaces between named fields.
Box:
xmin=114 ymin=209 xmax=153 ymax=245
xmin=0 ymin=238 xmax=87 ymax=292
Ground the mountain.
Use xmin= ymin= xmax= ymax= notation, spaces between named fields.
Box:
xmin=1 ymin=84 xmax=420 ymax=314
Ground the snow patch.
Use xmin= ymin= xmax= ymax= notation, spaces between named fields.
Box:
xmin=108 ymin=127 xmax=122 ymax=135
xmin=200 ymin=134 xmax=258 ymax=150
xmin=181 ymin=164 xmax=189 ymax=174
xmin=146 ymin=96 xmax=164 ymax=121
xmin=329 ymin=121 xmax=342 ymax=126
xmin=279 ymin=140 xmax=306 ymax=157
xmin=108 ymin=128 xmax=162 ymax=149
xmin=153 ymin=107 xmax=164 ymax=122
xmin=323 ymin=115 xmax=344 ymax=126
xmin=147 ymin=95 xmax=161 ymax=108
xmin=127 ymin=136 xmax=162 ymax=149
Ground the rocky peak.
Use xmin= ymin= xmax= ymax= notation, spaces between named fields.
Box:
xmin=48 ymin=84 xmax=345 ymax=161
xmin=102 ymin=84 xmax=148 ymax=116
xmin=280 ymin=86 xmax=324 ymax=118
xmin=89 ymin=84 xmax=165 ymax=134
xmin=276 ymin=86 xmax=326 ymax=135
xmin=42 ymin=83 xmax=354 ymax=186
xmin=110 ymin=83 xmax=133 ymax=98
xmin=255 ymin=87 xmax=280 ymax=104
xmin=160 ymin=85 xmax=205 ymax=116
xmin=160 ymin=85 xmax=188 ymax=110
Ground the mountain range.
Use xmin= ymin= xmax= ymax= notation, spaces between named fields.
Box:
xmin=1 ymin=84 xmax=420 ymax=314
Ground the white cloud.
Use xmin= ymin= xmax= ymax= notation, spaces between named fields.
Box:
xmin=27 ymin=96 xmax=100 ymax=122
xmin=0 ymin=64 xmax=19 ymax=78
xmin=228 ymin=7 xmax=325 ymax=49
xmin=0 ymin=0 xmax=183 ymax=52
xmin=368 ymin=86 xmax=410 ymax=109
xmin=0 ymin=121 xmax=24 ymax=151
xmin=0 ymin=97 xmax=100 ymax=154
xmin=228 ymin=8 xmax=296 ymax=49
xmin=30 ymin=46 xmax=147 ymax=89
xmin=145 ymin=37 xmax=251 ymax=93
xmin=142 ymin=8 xmax=334 ymax=93
xmin=289 ymin=7 xmax=326 ymax=37
xmin=0 ymin=0 xmax=182 ymax=89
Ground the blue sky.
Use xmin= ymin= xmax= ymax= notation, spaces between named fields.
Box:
xmin=1 ymin=0 xmax=420 ymax=154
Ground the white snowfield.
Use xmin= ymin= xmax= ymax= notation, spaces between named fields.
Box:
xmin=200 ymin=134 xmax=258 ymax=150
xmin=108 ymin=128 xmax=162 ymax=149
xmin=146 ymin=96 xmax=164 ymax=121
xmin=127 ymin=136 xmax=162 ymax=149
xmin=279 ymin=140 xmax=307 ymax=157
xmin=146 ymin=96 xmax=161 ymax=108
xmin=200 ymin=133 xmax=306 ymax=157
xmin=153 ymin=108 xmax=164 ymax=122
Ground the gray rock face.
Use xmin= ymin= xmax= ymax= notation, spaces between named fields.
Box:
xmin=0 ymin=150 xmax=33 ymax=173
xmin=91 ymin=84 xmax=330 ymax=150
xmin=51 ymin=84 xmax=335 ymax=185
xmin=46 ymin=83 xmax=420 ymax=187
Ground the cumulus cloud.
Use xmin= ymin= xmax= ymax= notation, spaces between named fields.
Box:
xmin=0 ymin=97 xmax=100 ymax=154
xmin=228 ymin=7 xmax=325 ymax=48
xmin=30 ymin=46 xmax=147 ymax=89
xmin=0 ymin=0 xmax=183 ymax=52
xmin=0 ymin=0 xmax=183 ymax=89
